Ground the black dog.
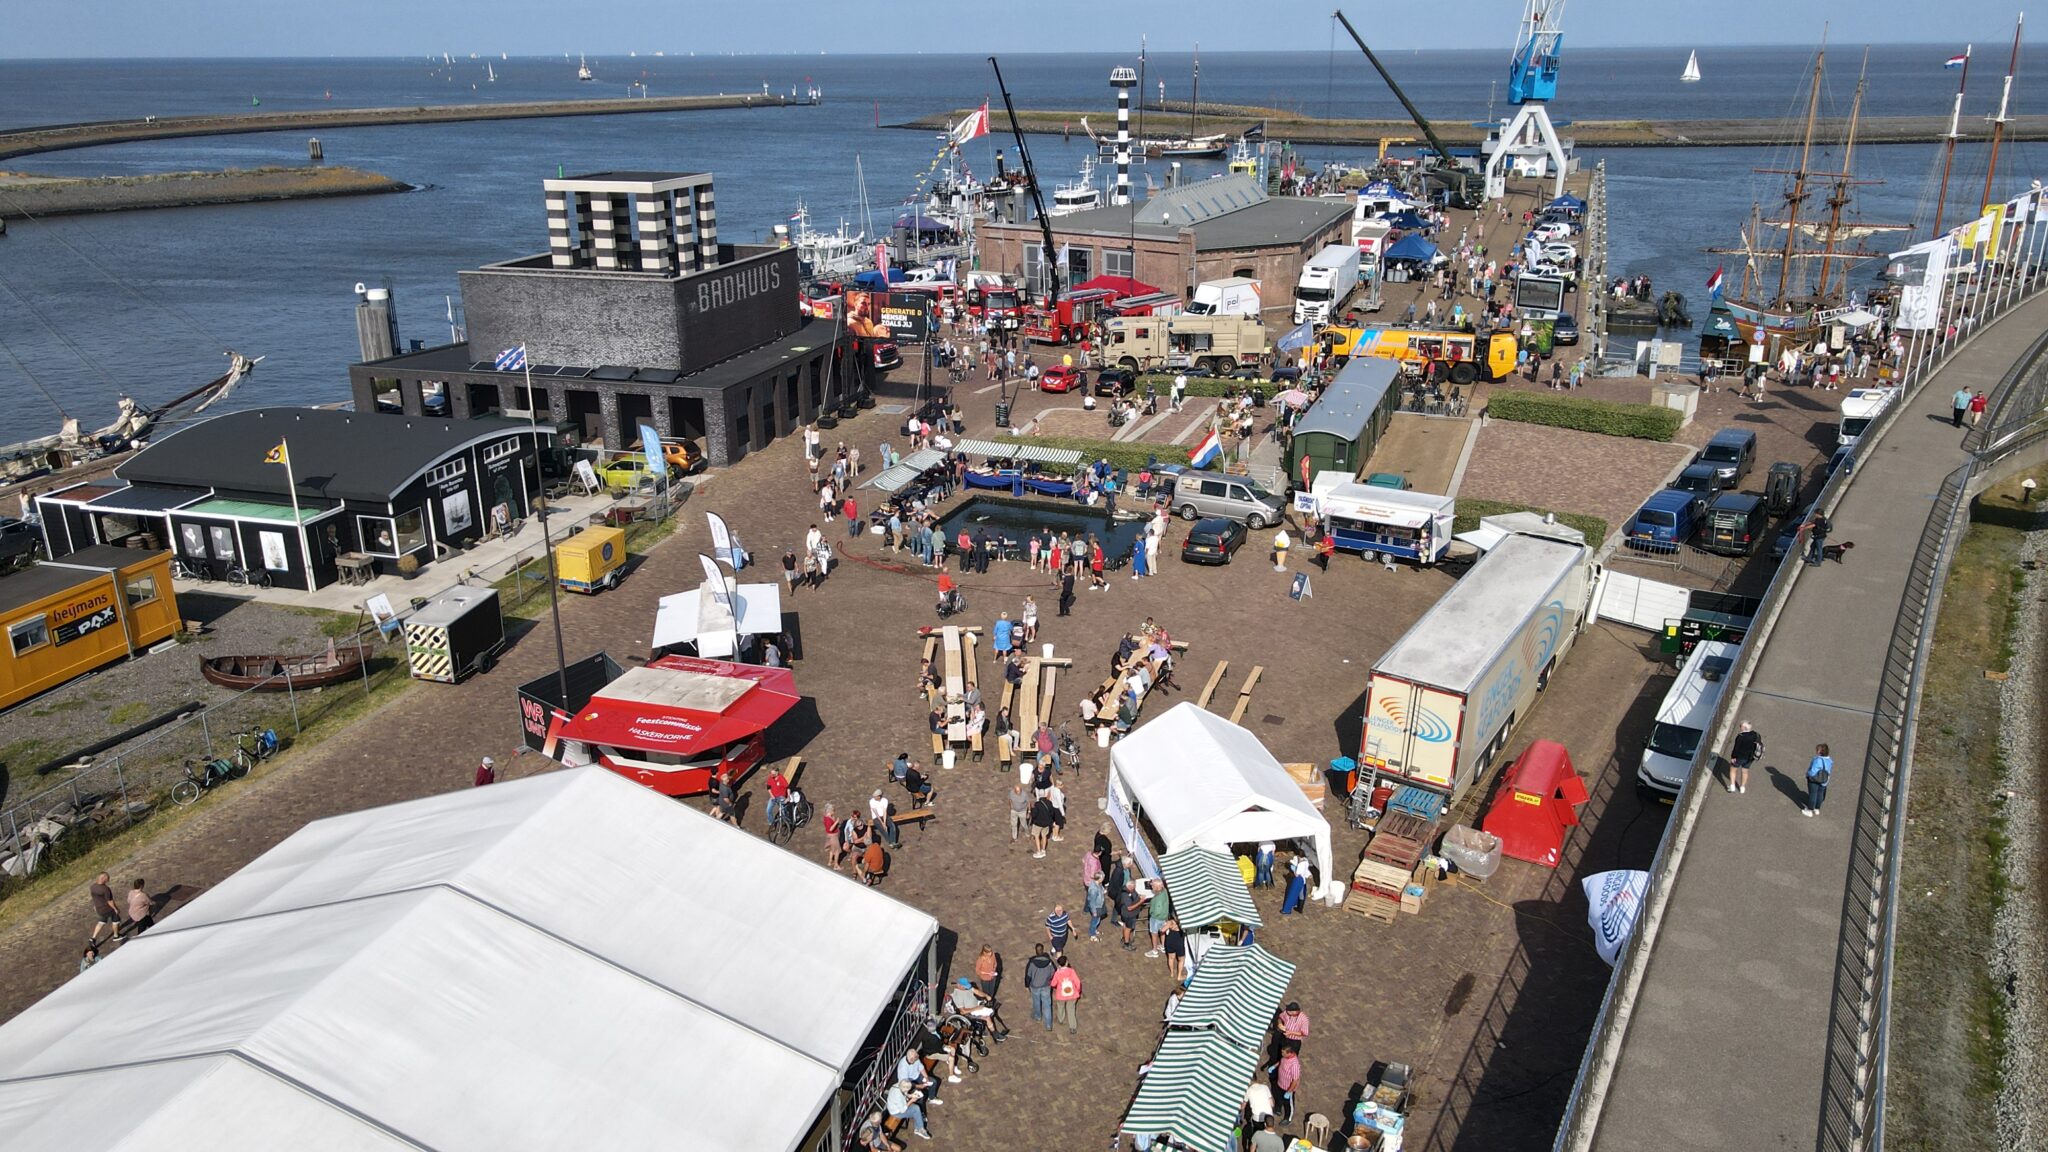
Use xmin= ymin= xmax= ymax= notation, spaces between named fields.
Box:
xmin=1821 ymin=541 xmax=1855 ymax=563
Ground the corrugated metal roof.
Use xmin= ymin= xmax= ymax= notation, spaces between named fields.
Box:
xmin=1291 ymin=358 xmax=1401 ymax=442
xmin=860 ymin=448 xmax=948 ymax=494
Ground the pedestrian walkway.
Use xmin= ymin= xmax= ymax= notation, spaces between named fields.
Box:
xmin=1589 ymin=292 xmax=2048 ymax=1149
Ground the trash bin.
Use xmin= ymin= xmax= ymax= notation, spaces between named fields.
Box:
xmin=994 ymin=400 xmax=1012 ymax=429
xmin=1252 ymin=386 xmax=1268 ymax=409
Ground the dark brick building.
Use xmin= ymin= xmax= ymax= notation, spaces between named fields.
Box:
xmin=349 ymin=172 xmax=868 ymax=467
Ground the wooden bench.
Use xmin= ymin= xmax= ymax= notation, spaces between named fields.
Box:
xmin=931 ymin=730 xmax=947 ymax=763
xmin=1228 ymin=665 xmax=1265 ymax=724
xmin=897 ymin=807 xmax=937 ymax=835
xmin=969 ymin=730 xmax=984 ymax=762
xmin=1196 ymin=660 xmax=1230 ymax=710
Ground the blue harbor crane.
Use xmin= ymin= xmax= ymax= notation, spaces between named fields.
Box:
xmin=1485 ymin=0 xmax=1571 ymax=200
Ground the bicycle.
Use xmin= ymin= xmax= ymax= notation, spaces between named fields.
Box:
xmin=170 ymin=753 xmax=246 ymax=806
xmin=767 ymin=789 xmax=813 ymax=846
xmin=224 ymin=563 xmax=273 ymax=590
xmin=1057 ymin=722 xmax=1082 ymax=780
xmin=170 ymin=558 xmax=210 ymax=582
xmin=231 ymin=727 xmax=279 ymax=773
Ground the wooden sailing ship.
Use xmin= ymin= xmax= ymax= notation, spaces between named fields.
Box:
xmin=1706 ymin=48 xmax=1905 ymax=355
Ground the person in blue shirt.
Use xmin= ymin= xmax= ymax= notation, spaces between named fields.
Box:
xmin=1805 ymin=743 xmax=1833 ymax=816
xmin=992 ymin=611 xmax=1013 ymax=656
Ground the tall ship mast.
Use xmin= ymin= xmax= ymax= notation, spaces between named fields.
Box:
xmin=1706 ymin=47 xmax=1904 ymax=354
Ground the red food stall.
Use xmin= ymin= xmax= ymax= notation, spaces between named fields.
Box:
xmin=543 ymin=655 xmax=799 ymax=797
xmin=1480 ymin=740 xmax=1588 ymax=868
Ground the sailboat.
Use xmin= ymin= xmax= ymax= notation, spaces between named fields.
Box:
xmin=1682 ymin=51 xmax=1702 ymax=83
xmin=1705 ymin=48 xmax=1906 ymax=353
xmin=577 ymin=54 xmax=594 ymax=82
xmin=1159 ymin=47 xmax=1227 ymax=158
xmin=487 ymin=62 xmax=496 ymax=82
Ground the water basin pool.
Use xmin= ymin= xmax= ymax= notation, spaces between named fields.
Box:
xmin=934 ymin=495 xmax=1147 ymax=565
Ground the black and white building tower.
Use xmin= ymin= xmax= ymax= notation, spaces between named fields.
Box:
xmin=1110 ymin=66 xmax=1137 ymax=207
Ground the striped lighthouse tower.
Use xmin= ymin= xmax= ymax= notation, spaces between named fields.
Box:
xmin=1110 ymin=66 xmax=1137 ymax=207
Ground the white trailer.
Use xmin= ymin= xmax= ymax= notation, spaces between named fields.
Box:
xmin=1362 ymin=531 xmax=1596 ymax=805
xmin=1294 ymin=244 xmax=1363 ymax=325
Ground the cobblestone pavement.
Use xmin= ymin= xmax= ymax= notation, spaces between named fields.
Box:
xmin=1457 ymin=421 xmax=1694 ymax=535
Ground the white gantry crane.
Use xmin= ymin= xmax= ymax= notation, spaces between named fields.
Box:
xmin=1486 ymin=0 xmax=1571 ymax=201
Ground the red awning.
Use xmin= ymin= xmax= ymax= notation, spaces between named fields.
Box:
xmin=1074 ymin=274 xmax=1161 ymax=299
xmin=556 ymin=655 xmax=799 ymax=758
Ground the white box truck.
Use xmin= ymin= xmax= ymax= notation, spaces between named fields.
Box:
xmin=1362 ymin=530 xmax=1597 ymax=806
xmin=1294 ymin=244 xmax=1363 ymax=325
xmin=1184 ymin=277 xmax=1263 ymax=319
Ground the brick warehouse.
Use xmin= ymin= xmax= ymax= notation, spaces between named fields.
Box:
xmin=977 ymin=174 xmax=1353 ymax=320
xmin=349 ymin=172 xmax=872 ymax=467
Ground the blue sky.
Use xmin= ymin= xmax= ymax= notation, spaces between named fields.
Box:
xmin=1 ymin=1 xmax=2036 ymax=56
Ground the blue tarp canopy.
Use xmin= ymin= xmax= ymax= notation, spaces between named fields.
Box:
xmin=1547 ymin=193 xmax=1585 ymax=210
xmin=1359 ymin=181 xmax=1409 ymax=200
xmin=851 ymin=269 xmax=906 ymax=289
xmin=1382 ymin=210 xmax=1433 ymax=232
xmin=1384 ymin=234 xmax=1441 ymax=263
xmin=894 ymin=213 xmax=954 ymax=234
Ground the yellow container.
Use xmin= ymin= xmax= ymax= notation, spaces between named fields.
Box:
xmin=0 ymin=548 xmax=181 ymax=711
xmin=554 ymin=526 xmax=628 ymax=593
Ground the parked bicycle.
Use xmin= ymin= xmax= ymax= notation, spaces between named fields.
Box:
xmin=170 ymin=753 xmax=246 ymax=806
xmin=231 ymin=727 xmax=280 ymax=772
xmin=766 ymin=787 xmax=813 ymax=846
xmin=170 ymin=558 xmax=210 ymax=582
xmin=1057 ymin=721 xmax=1082 ymax=779
xmin=224 ymin=562 xmax=273 ymax=589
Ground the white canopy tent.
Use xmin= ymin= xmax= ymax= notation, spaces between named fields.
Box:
xmin=1106 ymin=702 xmax=1337 ymax=903
xmin=0 ymin=768 xmax=937 ymax=1152
xmin=652 ymin=577 xmax=784 ymax=658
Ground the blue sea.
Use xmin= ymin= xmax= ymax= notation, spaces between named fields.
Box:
xmin=0 ymin=47 xmax=2037 ymax=441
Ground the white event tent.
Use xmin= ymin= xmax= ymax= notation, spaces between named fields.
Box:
xmin=0 ymin=767 xmax=937 ymax=1152
xmin=1105 ymin=702 xmax=1336 ymax=903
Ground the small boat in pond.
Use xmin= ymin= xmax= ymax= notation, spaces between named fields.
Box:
xmin=200 ymin=641 xmax=368 ymax=691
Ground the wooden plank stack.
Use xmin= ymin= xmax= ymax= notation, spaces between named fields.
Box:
xmin=1346 ymin=810 xmax=1438 ymax=923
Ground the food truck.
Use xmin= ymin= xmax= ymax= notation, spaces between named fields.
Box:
xmin=1305 ymin=476 xmax=1454 ymax=565
xmin=538 ymin=654 xmax=799 ymax=797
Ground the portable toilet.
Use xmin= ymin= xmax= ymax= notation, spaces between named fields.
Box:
xmin=555 ymin=526 xmax=628 ymax=593
xmin=1480 ymin=740 xmax=1588 ymax=868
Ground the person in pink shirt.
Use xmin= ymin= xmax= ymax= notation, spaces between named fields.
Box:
xmin=1050 ymin=954 xmax=1082 ymax=1034
xmin=1272 ymin=1042 xmax=1302 ymax=1121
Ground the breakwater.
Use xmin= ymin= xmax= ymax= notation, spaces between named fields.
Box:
xmin=0 ymin=166 xmax=409 ymax=220
xmin=897 ymin=105 xmax=2048 ymax=148
xmin=0 ymin=92 xmax=815 ymax=163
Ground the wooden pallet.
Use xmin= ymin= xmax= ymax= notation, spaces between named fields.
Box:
xmin=1346 ymin=889 xmax=1401 ymax=922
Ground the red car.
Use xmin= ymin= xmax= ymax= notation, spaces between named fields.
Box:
xmin=1038 ymin=365 xmax=1083 ymax=393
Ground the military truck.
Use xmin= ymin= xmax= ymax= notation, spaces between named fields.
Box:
xmin=1103 ymin=314 xmax=1270 ymax=374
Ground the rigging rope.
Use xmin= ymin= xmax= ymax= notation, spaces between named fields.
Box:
xmin=0 ymin=269 xmax=122 ymax=393
xmin=0 ymin=327 xmax=69 ymax=420
xmin=0 ymin=186 xmax=231 ymax=351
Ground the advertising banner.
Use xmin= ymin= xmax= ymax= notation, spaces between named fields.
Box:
xmin=844 ymin=290 xmax=935 ymax=342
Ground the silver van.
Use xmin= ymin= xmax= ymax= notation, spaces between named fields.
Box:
xmin=1637 ymin=641 xmax=1741 ymax=798
xmin=1172 ymin=471 xmax=1286 ymax=529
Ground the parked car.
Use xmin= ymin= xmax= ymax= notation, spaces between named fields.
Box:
xmin=662 ymin=440 xmax=706 ymax=475
xmin=1528 ymin=221 xmax=1576 ymax=242
xmin=1764 ymin=461 xmax=1803 ymax=516
xmin=1672 ymin=462 xmax=1729 ymax=497
xmin=597 ymin=457 xmax=681 ymax=493
xmin=1702 ymin=492 xmax=1769 ymax=556
xmin=1524 ymin=259 xmax=1578 ymax=288
xmin=1533 ymin=241 xmax=1579 ymax=265
xmin=1626 ymin=488 xmax=1705 ymax=551
xmin=1697 ymin=427 xmax=1758 ymax=487
xmin=1180 ymin=517 xmax=1247 ymax=565
xmin=1171 ymin=471 xmax=1286 ymax=529
xmin=1552 ymin=312 xmax=1579 ymax=345
xmin=1094 ymin=367 xmax=1137 ymax=396
xmin=0 ymin=515 xmax=40 ymax=571
xmin=1038 ymin=365 xmax=1083 ymax=393
xmin=1772 ymin=501 xmax=1815 ymax=560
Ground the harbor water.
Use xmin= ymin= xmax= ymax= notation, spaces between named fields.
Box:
xmin=0 ymin=48 xmax=2026 ymax=442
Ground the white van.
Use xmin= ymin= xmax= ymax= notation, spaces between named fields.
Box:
xmin=1637 ymin=641 xmax=1740 ymax=797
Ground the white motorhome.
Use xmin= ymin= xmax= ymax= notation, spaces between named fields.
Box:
xmin=1837 ymin=386 xmax=1896 ymax=450
xmin=1637 ymin=641 xmax=1741 ymax=797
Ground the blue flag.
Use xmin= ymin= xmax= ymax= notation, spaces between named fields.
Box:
xmin=493 ymin=345 xmax=527 ymax=372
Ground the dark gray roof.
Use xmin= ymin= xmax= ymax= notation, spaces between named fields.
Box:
xmin=45 ymin=544 xmax=155 ymax=573
xmin=1291 ymin=359 xmax=1400 ymax=442
xmin=360 ymin=327 xmax=839 ymax=397
xmin=84 ymin=484 xmax=210 ymax=514
xmin=1191 ymin=198 xmax=1354 ymax=252
xmin=117 ymin=409 xmax=545 ymax=504
xmin=0 ymin=564 xmax=98 ymax=617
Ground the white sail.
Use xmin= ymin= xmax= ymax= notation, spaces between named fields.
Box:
xmin=1682 ymin=51 xmax=1702 ymax=83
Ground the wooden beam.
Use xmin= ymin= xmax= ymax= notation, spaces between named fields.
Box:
xmin=1196 ymin=660 xmax=1230 ymax=710
xmin=1228 ymin=665 xmax=1265 ymax=724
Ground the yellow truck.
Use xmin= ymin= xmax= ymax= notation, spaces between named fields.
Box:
xmin=555 ymin=526 xmax=628 ymax=594
xmin=1320 ymin=325 xmax=1518 ymax=385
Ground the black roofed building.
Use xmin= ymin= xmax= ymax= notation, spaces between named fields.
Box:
xmin=976 ymin=173 xmax=1354 ymax=319
xmin=34 ymin=408 xmax=546 ymax=591
xmin=348 ymin=171 xmax=870 ymax=468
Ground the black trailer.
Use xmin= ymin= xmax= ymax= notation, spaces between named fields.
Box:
xmin=404 ymin=586 xmax=505 ymax=683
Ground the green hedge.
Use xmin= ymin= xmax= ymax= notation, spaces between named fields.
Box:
xmin=1134 ymin=372 xmax=1238 ymax=398
xmin=1452 ymin=498 xmax=1609 ymax=548
xmin=1484 ymin=391 xmax=1682 ymax=442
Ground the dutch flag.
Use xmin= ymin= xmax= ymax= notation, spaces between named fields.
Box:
xmin=1705 ymin=266 xmax=1724 ymax=297
xmin=1189 ymin=429 xmax=1224 ymax=469
xmin=1945 ymin=53 xmax=1969 ymax=69
xmin=494 ymin=345 xmax=527 ymax=372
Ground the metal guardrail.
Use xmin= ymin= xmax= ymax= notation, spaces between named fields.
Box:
xmin=1554 ymin=259 xmax=2048 ymax=1152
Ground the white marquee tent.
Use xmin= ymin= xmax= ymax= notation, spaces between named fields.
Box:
xmin=0 ymin=768 xmax=937 ymax=1152
xmin=1106 ymin=702 xmax=1336 ymax=903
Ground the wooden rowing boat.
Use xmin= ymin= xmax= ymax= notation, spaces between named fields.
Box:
xmin=199 ymin=640 xmax=367 ymax=691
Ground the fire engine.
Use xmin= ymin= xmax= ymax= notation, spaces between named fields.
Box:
xmin=1022 ymin=288 xmax=1119 ymax=345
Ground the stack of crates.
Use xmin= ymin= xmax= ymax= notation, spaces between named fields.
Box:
xmin=1347 ymin=808 xmax=1440 ymax=923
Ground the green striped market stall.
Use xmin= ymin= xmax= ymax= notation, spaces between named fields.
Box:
xmin=1122 ymin=1031 xmax=1263 ymax=1152
xmin=1170 ymin=943 xmax=1296 ymax=1046
xmin=1159 ymin=846 xmax=1262 ymax=930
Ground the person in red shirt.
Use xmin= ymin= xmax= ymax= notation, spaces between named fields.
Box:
xmin=765 ymin=765 xmax=791 ymax=828
xmin=844 ymin=496 xmax=860 ymax=539
xmin=473 ymin=756 xmax=496 ymax=788
xmin=1089 ymin=540 xmax=1105 ymax=590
